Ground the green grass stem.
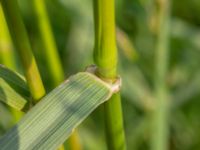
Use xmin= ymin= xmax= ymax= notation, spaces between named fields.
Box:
xmin=93 ymin=0 xmax=126 ymax=149
xmin=0 ymin=4 xmax=16 ymax=70
xmin=151 ymin=0 xmax=171 ymax=150
xmin=0 ymin=4 xmax=24 ymax=122
xmin=30 ymin=1 xmax=81 ymax=149
xmin=1 ymin=0 xmax=46 ymax=101
xmin=31 ymin=0 xmax=65 ymax=86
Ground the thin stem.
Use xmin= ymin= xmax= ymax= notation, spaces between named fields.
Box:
xmin=0 ymin=4 xmax=23 ymax=122
xmin=31 ymin=0 xmax=81 ymax=150
xmin=93 ymin=0 xmax=126 ymax=149
xmin=151 ymin=0 xmax=171 ymax=150
xmin=31 ymin=1 xmax=81 ymax=149
xmin=93 ymin=0 xmax=117 ymax=79
xmin=1 ymin=0 xmax=46 ymax=101
xmin=68 ymin=131 xmax=82 ymax=150
xmin=31 ymin=0 xmax=64 ymax=86
xmin=0 ymin=4 xmax=16 ymax=70
xmin=104 ymin=94 xmax=126 ymax=150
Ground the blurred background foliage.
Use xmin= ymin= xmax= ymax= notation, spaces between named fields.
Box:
xmin=1 ymin=0 xmax=200 ymax=150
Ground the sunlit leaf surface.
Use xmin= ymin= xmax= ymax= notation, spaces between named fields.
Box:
xmin=0 ymin=72 xmax=112 ymax=150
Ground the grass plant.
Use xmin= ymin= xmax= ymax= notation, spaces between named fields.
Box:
xmin=93 ymin=0 xmax=126 ymax=149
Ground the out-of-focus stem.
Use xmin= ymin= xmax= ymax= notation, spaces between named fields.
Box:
xmin=31 ymin=0 xmax=64 ymax=86
xmin=0 ymin=4 xmax=16 ymax=70
xmin=1 ymin=0 xmax=46 ymax=102
xmin=151 ymin=0 xmax=171 ymax=150
xmin=0 ymin=3 xmax=23 ymax=123
xmin=31 ymin=1 xmax=81 ymax=149
xmin=68 ymin=131 xmax=82 ymax=150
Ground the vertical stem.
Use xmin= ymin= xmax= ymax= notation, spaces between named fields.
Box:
xmin=93 ymin=0 xmax=126 ymax=150
xmin=0 ymin=4 xmax=16 ymax=70
xmin=151 ymin=0 xmax=171 ymax=150
xmin=93 ymin=0 xmax=117 ymax=79
xmin=31 ymin=0 xmax=64 ymax=86
xmin=104 ymin=94 xmax=126 ymax=150
xmin=31 ymin=1 xmax=81 ymax=149
xmin=0 ymin=3 xmax=23 ymax=122
xmin=1 ymin=0 xmax=46 ymax=101
xmin=68 ymin=131 xmax=82 ymax=150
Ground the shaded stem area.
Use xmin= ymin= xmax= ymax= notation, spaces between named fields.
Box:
xmin=93 ymin=0 xmax=126 ymax=149
xmin=31 ymin=0 xmax=65 ymax=86
xmin=151 ymin=0 xmax=171 ymax=150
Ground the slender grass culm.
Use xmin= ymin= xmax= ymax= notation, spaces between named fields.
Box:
xmin=0 ymin=4 xmax=23 ymax=122
xmin=0 ymin=4 xmax=16 ymax=71
xmin=30 ymin=0 xmax=65 ymax=87
xmin=151 ymin=0 xmax=171 ymax=150
xmin=93 ymin=0 xmax=126 ymax=149
xmin=30 ymin=0 xmax=81 ymax=149
xmin=1 ymin=0 xmax=45 ymax=102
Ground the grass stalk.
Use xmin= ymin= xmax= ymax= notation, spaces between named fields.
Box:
xmin=93 ymin=0 xmax=126 ymax=149
xmin=0 ymin=4 xmax=23 ymax=122
xmin=1 ymin=0 xmax=46 ymax=101
xmin=31 ymin=0 xmax=65 ymax=86
xmin=0 ymin=4 xmax=16 ymax=70
xmin=30 ymin=1 xmax=81 ymax=149
xmin=67 ymin=131 xmax=82 ymax=150
xmin=151 ymin=0 xmax=171 ymax=150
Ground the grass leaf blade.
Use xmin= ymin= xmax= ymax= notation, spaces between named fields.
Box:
xmin=0 ymin=72 xmax=112 ymax=150
xmin=0 ymin=65 xmax=29 ymax=111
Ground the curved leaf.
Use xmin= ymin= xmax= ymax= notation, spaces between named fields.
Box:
xmin=0 ymin=65 xmax=29 ymax=111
